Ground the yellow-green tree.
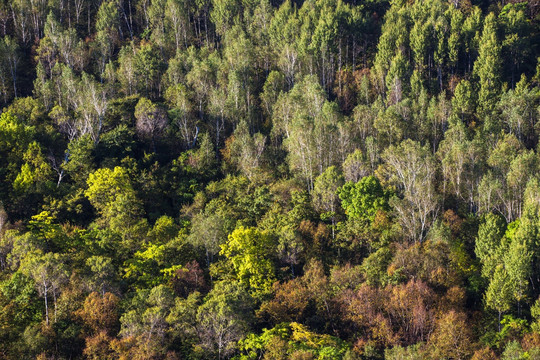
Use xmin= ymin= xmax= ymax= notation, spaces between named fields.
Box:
xmin=220 ymin=226 xmax=276 ymax=297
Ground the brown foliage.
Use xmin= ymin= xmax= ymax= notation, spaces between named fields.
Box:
xmin=427 ymin=310 xmax=473 ymax=360
xmin=471 ymin=347 xmax=498 ymax=360
xmin=439 ymin=286 xmax=467 ymax=314
xmin=110 ymin=336 xmax=167 ymax=360
xmin=389 ymin=243 xmax=423 ymax=280
xmin=344 ymin=279 xmax=439 ymax=347
xmin=333 ymin=68 xmax=357 ymax=113
xmin=386 ymin=280 xmax=436 ymax=344
xmin=442 ymin=209 xmax=464 ymax=237
xmin=522 ymin=333 xmax=540 ymax=352
xmin=258 ymin=278 xmax=310 ymax=324
xmin=171 ymin=260 xmax=207 ymax=297
xmin=290 ymin=350 xmax=315 ymax=360
xmin=329 ymin=263 xmax=364 ymax=293
xmin=344 ymin=284 xmax=383 ymax=332
xmin=258 ymin=260 xmax=354 ymax=334
xmin=75 ymin=292 xmax=120 ymax=335
xmin=83 ymin=331 xmax=115 ymax=360
xmin=390 ymin=241 xmax=462 ymax=288
xmin=298 ymin=221 xmax=330 ymax=260
xmin=344 ymin=284 xmax=398 ymax=346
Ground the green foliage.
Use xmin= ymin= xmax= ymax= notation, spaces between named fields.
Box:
xmin=312 ymin=166 xmax=344 ymax=219
xmin=476 ymin=213 xmax=506 ymax=277
xmin=84 ymin=166 xmax=143 ymax=222
xmin=338 ymin=175 xmax=390 ymax=223
xmin=474 ymin=13 xmax=502 ymax=121
xmin=220 ymin=226 xmax=276 ymax=297
xmin=0 ymin=0 xmax=538 ymax=358
xmin=13 ymin=141 xmax=54 ymax=193
xmin=362 ymin=246 xmax=392 ymax=286
xmin=236 ymin=322 xmax=350 ymax=360
xmin=0 ymin=111 xmax=35 ymax=167
xmin=0 ymin=271 xmax=42 ymax=337
xmin=485 ymin=264 xmax=514 ymax=328
xmin=197 ymin=280 xmax=254 ymax=359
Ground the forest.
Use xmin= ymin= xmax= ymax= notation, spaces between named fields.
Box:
xmin=0 ymin=0 xmax=539 ymax=358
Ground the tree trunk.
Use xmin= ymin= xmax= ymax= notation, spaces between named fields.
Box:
xmin=53 ymin=288 xmax=57 ymax=323
xmin=43 ymin=281 xmax=49 ymax=325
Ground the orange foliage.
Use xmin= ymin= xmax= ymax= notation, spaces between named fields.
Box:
xmin=386 ymin=280 xmax=436 ymax=344
xmin=428 ymin=310 xmax=473 ymax=360
xmin=258 ymin=278 xmax=310 ymax=324
xmin=75 ymin=292 xmax=120 ymax=335
xmin=522 ymin=332 xmax=540 ymax=352
xmin=83 ymin=331 xmax=115 ymax=360
xmin=442 ymin=209 xmax=464 ymax=237
xmin=471 ymin=347 xmax=498 ymax=360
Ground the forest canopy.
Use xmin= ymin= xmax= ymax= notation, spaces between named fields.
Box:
xmin=0 ymin=0 xmax=540 ymax=358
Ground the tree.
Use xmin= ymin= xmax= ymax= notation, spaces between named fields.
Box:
xmin=226 ymin=120 xmax=266 ymax=179
xmin=499 ymin=3 xmax=531 ymax=88
xmin=196 ymin=280 xmax=253 ymax=360
xmin=165 ymin=83 xmax=198 ymax=149
xmin=258 ymin=277 xmax=311 ymax=324
xmin=260 ymin=70 xmax=286 ymax=118
xmin=385 ymin=50 xmax=410 ymax=105
xmin=134 ymin=43 xmax=165 ymax=98
xmin=452 ymin=80 xmax=475 ymax=124
xmin=94 ymin=1 xmax=120 ymax=77
xmin=73 ymin=73 xmax=108 ymax=143
xmin=339 ymin=175 xmax=390 ymax=224
xmin=427 ymin=311 xmax=473 ymax=360
xmin=475 ymin=213 xmax=506 ymax=279
xmin=148 ymin=0 xmax=168 ymax=54
xmin=342 ymin=149 xmax=369 ymax=183
xmin=274 ymin=76 xmax=342 ymax=190
xmin=12 ymin=141 xmax=54 ymax=196
xmin=116 ymin=285 xmax=175 ymax=357
xmin=83 ymin=330 xmax=116 ymax=360
xmin=85 ymin=166 xmax=139 ymax=218
xmin=190 ymin=132 xmax=218 ymax=178
xmin=437 ymin=119 xmax=484 ymax=210
xmin=210 ymin=0 xmax=242 ymax=37
xmin=497 ymin=75 xmax=539 ymax=146
xmin=188 ymin=211 xmax=226 ymax=267
xmin=386 ymin=279 xmax=437 ymax=344
xmin=0 ymin=36 xmax=19 ymax=104
xmin=485 ymin=264 xmax=513 ymax=331
xmin=20 ymin=251 xmax=68 ymax=325
xmin=382 ymin=139 xmax=439 ymax=243
xmin=220 ymin=226 xmax=276 ymax=297
xmin=165 ymin=0 xmax=191 ymax=51
xmin=0 ymin=110 xmax=35 ymax=172
xmin=504 ymin=236 xmax=532 ymax=315
xmin=171 ymin=260 xmax=206 ymax=297
xmin=134 ymin=97 xmax=168 ymax=152
xmin=312 ymin=166 xmax=344 ymax=238
xmin=478 ymin=134 xmax=535 ymax=222
xmin=474 ymin=13 xmax=501 ymax=123
xmin=237 ymin=322 xmax=350 ymax=360
xmin=76 ymin=292 xmax=120 ymax=336
xmin=371 ymin=2 xmax=409 ymax=99
xmin=373 ymin=103 xmax=407 ymax=147
xmin=85 ymin=256 xmax=116 ymax=295
xmin=0 ymin=271 xmax=42 ymax=348
xmin=84 ymin=166 xmax=146 ymax=253
xmin=117 ymin=43 xmax=138 ymax=96
xmin=62 ymin=135 xmax=95 ymax=185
